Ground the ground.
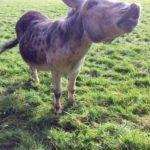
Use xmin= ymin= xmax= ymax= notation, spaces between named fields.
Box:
xmin=0 ymin=0 xmax=150 ymax=149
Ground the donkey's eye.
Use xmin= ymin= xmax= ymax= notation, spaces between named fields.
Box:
xmin=87 ymin=1 xmax=98 ymax=10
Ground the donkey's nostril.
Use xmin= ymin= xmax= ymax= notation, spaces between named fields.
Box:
xmin=130 ymin=3 xmax=140 ymax=19
xmin=131 ymin=3 xmax=139 ymax=9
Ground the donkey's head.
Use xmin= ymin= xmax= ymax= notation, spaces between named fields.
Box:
xmin=63 ymin=0 xmax=140 ymax=42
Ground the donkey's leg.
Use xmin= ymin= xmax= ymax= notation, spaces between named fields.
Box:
xmin=68 ymin=71 xmax=79 ymax=104
xmin=52 ymin=72 xmax=62 ymax=114
xmin=30 ymin=66 xmax=40 ymax=83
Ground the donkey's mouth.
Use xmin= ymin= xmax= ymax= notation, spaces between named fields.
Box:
xmin=117 ymin=3 xmax=140 ymax=32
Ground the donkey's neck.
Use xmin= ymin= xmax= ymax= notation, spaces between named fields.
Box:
xmin=65 ymin=11 xmax=84 ymax=41
xmin=61 ymin=11 xmax=92 ymax=57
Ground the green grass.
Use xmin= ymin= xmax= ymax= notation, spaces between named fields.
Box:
xmin=0 ymin=0 xmax=150 ymax=149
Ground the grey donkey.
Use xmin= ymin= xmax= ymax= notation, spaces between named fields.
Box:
xmin=0 ymin=0 xmax=140 ymax=114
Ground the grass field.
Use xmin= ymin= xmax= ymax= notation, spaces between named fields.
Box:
xmin=0 ymin=0 xmax=150 ymax=149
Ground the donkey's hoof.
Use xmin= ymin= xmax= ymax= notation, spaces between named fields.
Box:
xmin=33 ymin=78 xmax=40 ymax=84
xmin=53 ymin=101 xmax=63 ymax=115
xmin=54 ymin=105 xmax=63 ymax=114
xmin=68 ymin=99 xmax=75 ymax=106
xmin=55 ymin=108 xmax=63 ymax=115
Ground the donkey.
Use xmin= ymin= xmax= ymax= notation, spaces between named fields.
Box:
xmin=0 ymin=0 xmax=140 ymax=114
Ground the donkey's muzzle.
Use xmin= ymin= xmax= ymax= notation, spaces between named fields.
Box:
xmin=130 ymin=3 xmax=140 ymax=19
xmin=117 ymin=3 xmax=140 ymax=32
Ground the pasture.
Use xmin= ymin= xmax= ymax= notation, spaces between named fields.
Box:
xmin=0 ymin=0 xmax=150 ymax=149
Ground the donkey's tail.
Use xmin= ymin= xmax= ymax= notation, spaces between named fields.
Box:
xmin=0 ymin=39 xmax=18 ymax=54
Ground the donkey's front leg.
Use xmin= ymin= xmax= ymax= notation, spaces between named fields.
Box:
xmin=68 ymin=71 xmax=79 ymax=105
xmin=52 ymin=72 xmax=62 ymax=114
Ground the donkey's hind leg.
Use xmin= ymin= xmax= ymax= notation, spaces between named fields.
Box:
xmin=30 ymin=66 xmax=40 ymax=83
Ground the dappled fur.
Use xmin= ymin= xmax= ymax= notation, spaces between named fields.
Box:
xmin=16 ymin=10 xmax=86 ymax=71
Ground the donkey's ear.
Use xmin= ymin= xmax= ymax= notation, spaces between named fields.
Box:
xmin=62 ymin=0 xmax=83 ymax=8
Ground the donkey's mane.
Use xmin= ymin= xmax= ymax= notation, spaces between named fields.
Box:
xmin=63 ymin=9 xmax=84 ymax=38
xmin=46 ymin=9 xmax=84 ymax=47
